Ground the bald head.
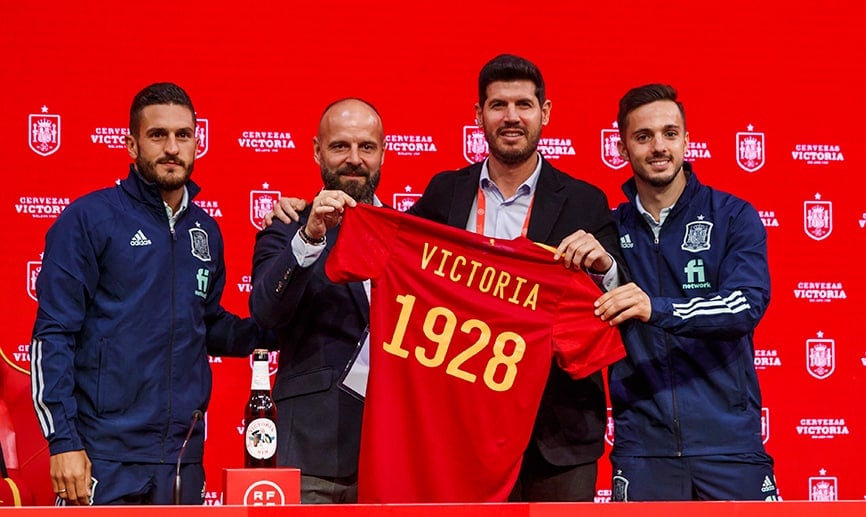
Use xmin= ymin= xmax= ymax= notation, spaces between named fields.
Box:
xmin=318 ymin=98 xmax=384 ymax=141
xmin=314 ymin=98 xmax=385 ymax=204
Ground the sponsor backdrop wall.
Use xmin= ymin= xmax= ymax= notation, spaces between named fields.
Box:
xmin=2 ymin=0 xmax=864 ymax=504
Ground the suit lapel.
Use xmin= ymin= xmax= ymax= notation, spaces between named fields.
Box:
xmin=447 ymin=165 xmax=483 ymax=229
xmin=527 ymin=159 xmax=567 ymax=244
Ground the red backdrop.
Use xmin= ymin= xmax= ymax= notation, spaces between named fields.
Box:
xmin=1 ymin=0 xmax=864 ymax=504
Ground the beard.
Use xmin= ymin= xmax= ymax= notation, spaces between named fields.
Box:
xmin=636 ymin=153 xmax=684 ymax=188
xmin=484 ymin=123 xmax=542 ymax=166
xmin=136 ymin=155 xmax=193 ymax=192
xmin=320 ymin=162 xmax=380 ymax=204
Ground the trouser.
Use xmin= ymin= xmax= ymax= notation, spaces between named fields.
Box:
xmin=610 ymin=452 xmax=780 ymax=501
xmin=56 ymin=459 xmax=205 ymax=506
xmin=301 ymin=474 xmax=358 ymax=503
xmin=509 ymin=440 xmax=598 ymax=502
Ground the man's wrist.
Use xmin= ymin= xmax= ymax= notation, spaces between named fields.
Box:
xmin=298 ymin=225 xmax=326 ymax=246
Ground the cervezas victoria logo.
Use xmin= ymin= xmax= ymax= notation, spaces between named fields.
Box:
xmin=238 ymin=130 xmax=295 ymax=153
xmin=736 ymin=124 xmax=765 ymax=172
xmin=758 ymin=209 xmax=779 ymax=228
xmin=601 ymin=122 xmax=627 ymax=170
xmin=791 ymin=143 xmax=844 ymax=165
xmin=685 ymin=139 xmax=712 ymax=161
xmin=754 ymin=348 xmax=781 ymax=370
xmin=386 ymin=134 xmax=437 ymax=157
xmin=15 ymin=194 xmax=70 ymax=219
xmin=90 ymin=125 xmax=129 ymax=150
xmin=29 ymin=105 xmax=61 ymax=156
xmin=793 ymin=281 xmax=847 ymax=303
xmin=537 ymin=136 xmax=575 ymax=160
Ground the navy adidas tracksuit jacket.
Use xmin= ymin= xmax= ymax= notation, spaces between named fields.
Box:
xmin=31 ymin=166 xmax=258 ymax=465
xmin=609 ymin=167 xmax=771 ymax=457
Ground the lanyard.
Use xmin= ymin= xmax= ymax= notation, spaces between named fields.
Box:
xmin=475 ymin=185 xmax=534 ymax=238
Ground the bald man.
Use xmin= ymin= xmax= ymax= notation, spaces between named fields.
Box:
xmin=249 ymin=98 xmax=385 ymax=503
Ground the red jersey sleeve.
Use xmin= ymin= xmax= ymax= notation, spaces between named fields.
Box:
xmin=325 ymin=204 xmax=400 ymax=284
xmin=551 ymin=271 xmax=626 ymax=380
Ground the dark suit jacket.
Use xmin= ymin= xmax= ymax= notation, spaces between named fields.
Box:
xmin=249 ymin=207 xmax=366 ymax=478
xmin=408 ymin=158 xmax=626 ymax=466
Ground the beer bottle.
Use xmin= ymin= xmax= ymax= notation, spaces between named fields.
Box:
xmin=244 ymin=349 xmax=277 ymax=468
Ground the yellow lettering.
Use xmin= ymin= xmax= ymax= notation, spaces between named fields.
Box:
xmin=433 ymin=249 xmax=454 ymax=277
xmin=449 ymin=255 xmax=466 ymax=282
xmin=491 ymin=270 xmax=511 ymax=299
xmin=522 ymin=284 xmax=539 ymax=311
xmin=465 ymin=260 xmax=483 ymax=286
xmin=478 ymin=267 xmax=496 ymax=293
xmin=508 ymin=276 xmax=528 ymax=304
xmin=420 ymin=242 xmax=438 ymax=270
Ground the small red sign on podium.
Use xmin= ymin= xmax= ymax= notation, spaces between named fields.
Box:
xmin=223 ymin=468 xmax=300 ymax=505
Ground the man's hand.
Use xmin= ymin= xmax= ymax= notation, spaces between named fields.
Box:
xmin=262 ymin=197 xmax=309 ymax=228
xmin=555 ymin=229 xmax=613 ymax=273
xmin=304 ymin=190 xmax=357 ymax=240
xmin=50 ymin=450 xmax=92 ymax=506
xmin=593 ymin=282 xmax=652 ymax=326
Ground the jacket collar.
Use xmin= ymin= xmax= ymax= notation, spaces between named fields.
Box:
xmin=449 ymin=156 xmax=568 ymax=243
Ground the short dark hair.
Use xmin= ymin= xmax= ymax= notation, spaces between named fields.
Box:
xmin=617 ymin=84 xmax=685 ymax=136
xmin=129 ymin=82 xmax=196 ymax=137
xmin=478 ymin=54 xmax=546 ymax=106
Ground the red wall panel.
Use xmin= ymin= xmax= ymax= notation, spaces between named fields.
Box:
xmin=1 ymin=0 xmax=863 ymax=503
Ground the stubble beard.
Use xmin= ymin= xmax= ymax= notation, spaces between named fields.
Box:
xmin=485 ymin=124 xmax=541 ymax=166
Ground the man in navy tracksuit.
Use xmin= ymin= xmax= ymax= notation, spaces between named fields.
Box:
xmin=31 ymin=83 xmax=262 ymax=505
xmin=593 ymin=84 xmax=779 ymax=501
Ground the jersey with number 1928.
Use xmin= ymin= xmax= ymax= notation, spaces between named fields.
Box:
xmin=325 ymin=204 xmax=625 ymax=503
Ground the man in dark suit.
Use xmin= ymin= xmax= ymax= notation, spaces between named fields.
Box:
xmin=264 ymin=56 xmax=624 ymax=502
xmin=407 ymin=54 xmax=626 ymax=502
xmin=249 ymin=98 xmax=383 ymax=503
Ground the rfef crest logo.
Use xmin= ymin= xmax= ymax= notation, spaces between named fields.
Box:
xmin=29 ymin=106 xmax=61 ymax=156
xmin=761 ymin=407 xmax=770 ymax=444
xmin=243 ymin=480 xmax=285 ymax=506
xmin=27 ymin=259 xmax=42 ymax=301
xmin=681 ymin=216 xmax=713 ymax=252
xmin=393 ymin=185 xmax=421 ymax=213
xmin=804 ymin=193 xmax=832 ymax=241
xmin=196 ymin=117 xmax=209 ymax=159
xmin=250 ymin=184 xmax=281 ymax=230
xmin=808 ymin=470 xmax=837 ymax=501
xmin=601 ymin=123 xmax=627 ymax=170
xmin=604 ymin=407 xmax=615 ymax=446
xmin=806 ymin=331 xmax=835 ymax=380
xmin=736 ymin=124 xmax=765 ymax=172
xmin=463 ymin=125 xmax=488 ymax=164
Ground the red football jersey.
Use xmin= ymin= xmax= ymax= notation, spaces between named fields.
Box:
xmin=325 ymin=204 xmax=625 ymax=503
